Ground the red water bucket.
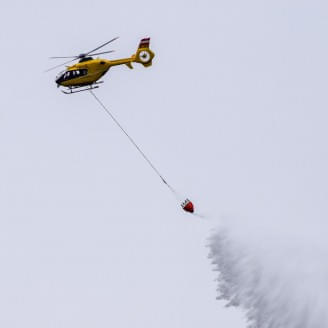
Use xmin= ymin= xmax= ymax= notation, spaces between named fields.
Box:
xmin=181 ymin=199 xmax=194 ymax=213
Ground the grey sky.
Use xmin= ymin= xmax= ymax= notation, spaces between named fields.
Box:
xmin=1 ymin=0 xmax=328 ymax=327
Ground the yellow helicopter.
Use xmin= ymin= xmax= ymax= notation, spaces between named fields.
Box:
xmin=47 ymin=37 xmax=154 ymax=94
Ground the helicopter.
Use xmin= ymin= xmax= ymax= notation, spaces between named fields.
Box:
xmin=46 ymin=37 xmax=195 ymax=214
xmin=46 ymin=37 xmax=155 ymax=94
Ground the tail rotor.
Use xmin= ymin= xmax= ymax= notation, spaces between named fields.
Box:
xmin=133 ymin=37 xmax=155 ymax=67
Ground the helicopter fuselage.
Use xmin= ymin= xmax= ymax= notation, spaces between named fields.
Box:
xmin=56 ymin=57 xmax=133 ymax=87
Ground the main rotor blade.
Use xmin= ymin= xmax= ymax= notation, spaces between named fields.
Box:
xmin=85 ymin=37 xmax=119 ymax=56
xmin=44 ymin=58 xmax=76 ymax=73
xmin=49 ymin=56 xmax=78 ymax=59
xmin=89 ymin=50 xmax=115 ymax=56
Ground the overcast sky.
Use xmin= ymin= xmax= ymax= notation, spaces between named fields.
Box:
xmin=1 ymin=0 xmax=328 ymax=327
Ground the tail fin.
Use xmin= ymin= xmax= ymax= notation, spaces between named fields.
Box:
xmin=134 ymin=37 xmax=155 ymax=67
xmin=138 ymin=37 xmax=150 ymax=49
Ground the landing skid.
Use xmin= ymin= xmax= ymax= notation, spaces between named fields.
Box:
xmin=61 ymin=81 xmax=104 ymax=94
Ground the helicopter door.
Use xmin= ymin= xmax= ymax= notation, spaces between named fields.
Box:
xmin=79 ymin=69 xmax=88 ymax=76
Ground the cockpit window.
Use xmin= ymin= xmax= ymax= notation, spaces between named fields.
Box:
xmin=60 ymin=69 xmax=88 ymax=81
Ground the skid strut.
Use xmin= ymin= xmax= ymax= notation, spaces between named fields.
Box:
xmin=61 ymin=81 xmax=103 ymax=94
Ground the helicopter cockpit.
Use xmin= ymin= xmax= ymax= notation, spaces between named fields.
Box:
xmin=55 ymin=69 xmax=88 ymax=84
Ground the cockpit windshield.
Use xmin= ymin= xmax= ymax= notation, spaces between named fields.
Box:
xmin=55 ymin=69 xmax=88 ymax=84
xmin=56 ymin=70 xmax=66 ymax=81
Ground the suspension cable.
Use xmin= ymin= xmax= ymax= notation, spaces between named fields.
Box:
xmin=89 ymin=90 xmax=175 ymax=192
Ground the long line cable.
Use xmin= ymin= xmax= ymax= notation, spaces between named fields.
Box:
xmin=89 ymin=90 xmax=177 ymax=195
